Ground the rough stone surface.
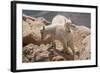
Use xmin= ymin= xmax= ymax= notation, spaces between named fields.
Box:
xmin=22 ymin=15 xmax=91 ymax=63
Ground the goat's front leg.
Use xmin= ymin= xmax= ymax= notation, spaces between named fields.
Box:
xmin=51 ymin=38 xmax=56 ymax=49
xmin=61 ymin=40 xmax=69 ymax=54
xmin=48 ymin=38 xmax=56 ymax=51
xmin=68 ymin=41 xmax=75 ymax=60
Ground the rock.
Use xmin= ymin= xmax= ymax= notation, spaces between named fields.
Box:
xmin=55 ymin=40 xmax=64 ymax=51
xmin=23 ymin=16 xmax=42 ymax=41
xmin=22 ymin=15 xmax=91 ymax=63
xmin=34 ymin=44 xmax=50 ymax=62
xmin=37 ymin=17 xmax=51 ymax=25
xmin=22 ymin=20 xmax=32 ymax=37
xmin=23 ymin=20 xmax=36 ymax=46
xmin=79 ymin=35 xmax=91 ymax=60
xmin=22 ymin=43 xmax=35 ymax=63
xmin=22 ymin=16 xmax=51 ymax=46
xmin=71 ymin=24 xmax=90 ymax=45
xmin=22 ymin=27 xmax=40 ymax=46
xmin=52 ymin=55 xmax=66 ymax=61
xmin=70 ymin=24 xmax=91 ymax=57
xmin=22 ymin=43 xmax=50 ymax=62
xmin=23 ymin=16 xmax=36 ymax=23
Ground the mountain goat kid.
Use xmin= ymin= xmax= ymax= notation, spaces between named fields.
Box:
xmin=40 ymin=15 xmax=75 ymax=60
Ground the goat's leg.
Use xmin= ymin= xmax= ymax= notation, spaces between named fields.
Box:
xmin=48 ymin=38 xmax=56 ymax=52
xmin=68 ymin=41 xmax=75 ymax=60
xmin=51 ymin=37 xmax=56 ymax=49
xmin=63 ymin=40 xmax=73 ymax=55
xmin=52 ymin=41 xmax=56 ymax=49
xmin=72 ymin=48 xmax=75 ymax=60
xmin=61 ymin=40 xmax=69 ymax=54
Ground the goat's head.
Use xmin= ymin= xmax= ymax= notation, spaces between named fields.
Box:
xmin=66 ymin=17 xmax=72 ymax=24
xmin=64 ymin=18 xmax=72 ymax=33
xmin=40 ymin=26 xmax=52 ymax=41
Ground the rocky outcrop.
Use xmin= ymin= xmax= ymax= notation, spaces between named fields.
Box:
xmin=22 ymin=43 xmax=35 ymax=63
xmin=22 ymin=16 xmax=50 ymax=46
xmin=70 ymin=24 xmax=90 ymax=59
xmin=23 ymin=43 xmax=50 ymax=62
xmin=79 ymin=35 xmax=91 ymax=60
xmin=22 ymin=15 xmax=91 ymax=63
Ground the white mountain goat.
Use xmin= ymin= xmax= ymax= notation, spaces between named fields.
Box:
xmin=40 ymin=15 xmax=75 ymax=59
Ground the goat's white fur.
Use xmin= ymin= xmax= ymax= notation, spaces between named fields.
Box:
xmin=52 ymin=15 xmax=72 ymax=25
xmin=41 ymin=15 xmax=75 ymax=58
